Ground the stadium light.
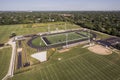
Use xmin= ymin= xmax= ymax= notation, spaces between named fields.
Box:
xmin=56 ymin=28 xmax=58 ymax=32
xmin=88 ymin=29 xmax=91 ymax=45
xmin=48 ymin=24 xmax=50 ymax=34
xmin=65 ymin=23 xmax=67 ymax=30
xmin=66 ymin=33 xmax=68 ymax=48
xmin=40 ymin=42 xmax=41 ymax=46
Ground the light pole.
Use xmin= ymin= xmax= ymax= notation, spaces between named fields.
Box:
xmin=40 ymin=42 xmax=41 ymax=46
xmin=48 ymin=24 xmax=50 ymax=34
xmin=65 ymin=22 xmax=67 ymax=31
xmin=88 ymin=29 xmax=91 ymax=46
xmin=66 ymin=33 xmax=68 ymax=48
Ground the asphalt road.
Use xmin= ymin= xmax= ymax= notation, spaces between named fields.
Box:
xmin=17 ymin=52 xmax=22 ymax=69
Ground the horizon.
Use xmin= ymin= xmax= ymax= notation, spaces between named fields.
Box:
xmin=0 ymin=10 xmax=120 ymax=12
xmin=0 ymin=0 xmax=120 ymax=11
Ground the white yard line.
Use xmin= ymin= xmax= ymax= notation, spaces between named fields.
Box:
xmin=41 ymin=37 xmax=48 ymax=46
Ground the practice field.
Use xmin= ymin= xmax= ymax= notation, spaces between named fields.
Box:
xmin=0 ymin=22 xmax=80 ymax=43
xmin=12 ymin=45 xmax=120 ymax=80
xmin=43 ymin=31 xmax=89 ymax=46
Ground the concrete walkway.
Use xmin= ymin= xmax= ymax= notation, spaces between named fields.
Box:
xmin=2 ymin=38 xmax=16 ymax=80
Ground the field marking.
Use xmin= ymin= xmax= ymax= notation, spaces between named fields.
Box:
xmin=73 ymin=58 xmax=101 ymax=79
xmin=52 ymin=64 xmax=64 ymax=80
xmin=46 ymin=66 xmax=57 ymax=80
xmin=39 ymin=69 xmax=44 ymax=80
xmin=41 ymin=37 xmax=48 ymax=46
xmin=81 ymin=57 xmax=113 ymax=80
xmin=68 ymin=60 xmax=86 ymax=80
xmin=43 ymin=69 xmax=49 ymax=80
xmin=31 ymin=52 xmax=90 ymax=72
xmin=83 ymin=53 xmax=120 ymax=79
xmin=55 ymin=61 xmax=79 ymax=80
xmin=62 ymin=61 xmax=82 ymax=80
xmin=49 ymin=65 xmax=60 ymax=80
xmin=43 ymin=31 xmax=88 ymax=46
xmin=11 ymin=49 xmax=120 ymax=80
xmin=47 ymin=37 xmax=88 ymax=46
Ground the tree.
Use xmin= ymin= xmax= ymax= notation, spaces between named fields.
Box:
xmin=10 ymin=32 xmax=16 ymax=38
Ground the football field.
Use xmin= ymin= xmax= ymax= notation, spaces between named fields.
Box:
xmin=43 ymin=31 xmax=89 ymax=46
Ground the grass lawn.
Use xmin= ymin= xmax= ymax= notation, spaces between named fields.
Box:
xmin=0 ymin=22 xmax=118 ymax=80
xmin=12 ymin=45 xmax=120 ymax=80
xmin=0 ymin=22 xmax=80 ymax=43
xmin=0 ymin=48 xmax=11 ymax=80
xmin=20 ymin=40 xmax=38 ymax=64
xmin=92 ymin=30 xmax=111 ymax=39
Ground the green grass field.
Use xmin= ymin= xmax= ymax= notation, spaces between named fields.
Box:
xmin=0 ymin=22 xmax=80 ymax=43
xmin=0 ymin=48 xmax=11 ymax=80
xmin=45 ymin=32 xmax=88 ymax=45
xmin=12 ymin=45 xmax=120 ymax=80
xmin=31 ymin=31 xmax=88 ymax=47
xmin=92 ymin=30 xmax=110 ymax=39
xmin=0 ymin=22 xmax=117 ymax=80
xmin=31 ymin=37 xmax=46 ymax=47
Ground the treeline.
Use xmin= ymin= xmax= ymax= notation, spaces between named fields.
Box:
xmin=73 ymin=11 xmax=120 ymax=37
xmin=0 ymin=11 xmax=67 ymax=24
xmin=0 ymin=11 xmax=120 ymax=37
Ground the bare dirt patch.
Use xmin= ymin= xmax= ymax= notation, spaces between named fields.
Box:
xmin=88 ymin=45 xmax=112 ymax=55
xmin=58 ymin=48 xmax=70 ymax=53
xmin=17 ymin=48 xmax=22 ymax=52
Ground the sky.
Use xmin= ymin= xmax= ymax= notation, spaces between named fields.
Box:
xmin=0 ymin=0 xmax=120 ymax=11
